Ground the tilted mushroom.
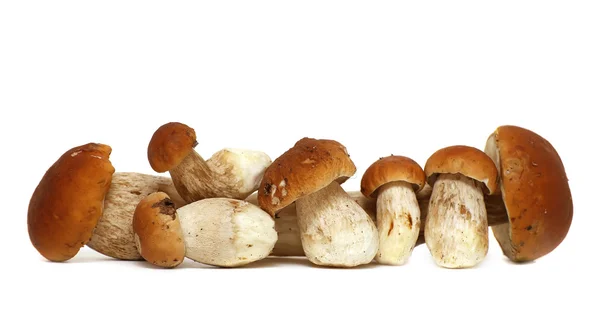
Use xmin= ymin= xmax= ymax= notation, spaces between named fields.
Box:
xmin=258 ymin=138 xmax=378 ymax=267
xmin=177 ymin=198 xmax=277 ymax=267
xmin=147 ymin=122 xmax=272 ymax=203
xmin=28 ymin=143 xmax=115 ymax=262
xmin=133 ymin=192 xmax=186 ymax=268
xmin=87 ymin=172 xmax=186 ymax=260
xmin=485 ymin=125 xmax=573 ymax=262
xmin=424 ymin=145 xmax=498 ymax=268
xmin=361 ymin=155 xmax=426 ymax=265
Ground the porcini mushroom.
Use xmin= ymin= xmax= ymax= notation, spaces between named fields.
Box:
xmin=147 ymin=122 xmax=272 ymax=203
xmin=87 ymin=172 xmax=186 ymax=260
xmin=361 ymin=155 xmax=426 ymax=265
xmin=177 ymin=198 xmax=277 ymax=267
xmin=424 ymin=145 xmax=498 ymax=268
xmin=27 ymin=143 xmax=115 ymax=262
xmin=258 ymin=138 xmax=378 ymax=267
xmin=133 ymin=192 xmax=186 ymax=268
xmin=485 ymin=125 xmax=573 ymax=262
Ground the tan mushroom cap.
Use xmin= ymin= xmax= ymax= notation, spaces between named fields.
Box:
xmin=257 ymin=138 xmax=356 ymax=217
xmin=361 ymin=155 xmax=426 ymax=198
xmin=148 ymin=122 xmax=197 ymax=173
xmin=425 ymin=145 xmax=498 ymax=194
xmin=486 ymin=125 xmax=573 ymax=262
xmin=27 ymin=143 xmax=115 ymax=262
xmin=133 ymin=192 xmax=186 ymax=268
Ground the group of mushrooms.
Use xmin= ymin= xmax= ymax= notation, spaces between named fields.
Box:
xmin=27 ymin=123 xmax=573 ymax=269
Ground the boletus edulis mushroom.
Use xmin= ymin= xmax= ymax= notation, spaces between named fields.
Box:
xmin=258 ymin=138 xmax=378 ymax=267
xmin=28 ymin=143 xmax=115 ymax=262
xmin=147 ymin=122 xmax=272 ymax=203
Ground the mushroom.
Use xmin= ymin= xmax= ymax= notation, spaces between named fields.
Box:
xmin=257 ymin=138 xmax=378 ymax=267
xmin=424 ymin=145 xmax=498 ymax=268
xmin=484 ymin=125 xmax=573 ymax=262
xmin=147 ymin=122 xmax=272 ymax=203
xmin=27 ymin=143 xmax=115 ymax=262
xmin=360 ymin=155 xmax=426 ymax=265
xmin=177 ymin=198 xmax=278 ymax=267
xmin=133 ymin=192 xmax=186 ymax=268
xmin=87 ymin=172 xmax=186 ymax=260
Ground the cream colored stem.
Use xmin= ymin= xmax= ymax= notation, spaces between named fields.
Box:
xmin=376 ymin=181 xmax=420 ymax=265
xmin=295 ymin=182 xmax=379 ymax=267
xmin=246 ymin=189 xmax=507 ymax=257
xmin=424 ymin=174 xmax=488 ymax=268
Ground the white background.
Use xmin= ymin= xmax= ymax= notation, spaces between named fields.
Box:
xmin=1 ymin=1 xmax=598 ymax=309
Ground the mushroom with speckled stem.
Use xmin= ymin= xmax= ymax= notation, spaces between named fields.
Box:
xmin=424 ymin=145 xmax=498 ymax=268
xmin=361 ymin=155 xmax=426 ymax=265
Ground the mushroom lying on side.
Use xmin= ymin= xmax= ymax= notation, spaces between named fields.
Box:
xmin=28 ymin=143 xmax=115 ymax=262
xmin=87 ymin=172 xmax=186 ymax=260
xmin=134 ymin=194 xmax=278 ymax=268
xmin=361 ymin=155 xmax=426 ymax=265
xmin=424 ymin=145 xmax=498 ymax=268
xmin=485 ymin=125 xmax=573 ymax=262
xmin=147 ymin=122 xmax=272 ymax=203
xmin=133 ymin=192 xmax=186 ymax=268
xmin=258 ymin=138 xmax=378 ymax=267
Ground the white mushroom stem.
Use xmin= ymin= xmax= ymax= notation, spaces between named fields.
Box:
xmin=176 ymin=198 xmax=277 ymax=267
xmin=424 ymin=174 xmax=489 ymax=268
xmin=246 ymin=189 xmax=506 ymax=258
xmin=295 ymin=182 xmax=379 ymax=267
xmin=170 ymin=148 xmax=271 ymax=203
xmin=375 ymin=181 xmax=420 ymax=265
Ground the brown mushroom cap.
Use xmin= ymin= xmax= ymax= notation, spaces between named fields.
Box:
xmin=486 ymin=125 xmax=573 ymax=262
xmin=361 ymin=155 xmax=426 ymax=198
xmin=424 ymin=145 xmax=498 ymax=194
xmin=27 ymin=143 xmax=115 ymax=262
xmin=257 ymin=138 xmax=356 ymax=217
xmin=147 ymin=122 xmax=197 ymax=173
xmin=133 ymin=192 xmax=186 ymax=268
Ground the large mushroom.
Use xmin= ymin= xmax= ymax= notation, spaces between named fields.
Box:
xmin=424 ymin=145 xmax=498 ymax=268
xmin=258 ymin=138 xmax=378 ymax=267
xmin=147 ymin=122 xmax=272 ymax=203
xmin=484 ymin=125 xmax=573 ymax=262
xmin=28 ymin=143 xmax=115 ymax=262
xmin=361 ymin=155 xmax=426 ymax=265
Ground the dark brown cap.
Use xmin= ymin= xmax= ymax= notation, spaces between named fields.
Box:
xmin=361 ymin=155 xmax=426 ymax=198
xmin=148 ymin=122 xmax=197 ymax=173
xmin=257 ymin=138 xmax=356 ymax=217
xmin=27 ymin=143 xmax=115 ymax=262
xmin=133 ymin=192 xmax=186 ymax=268
xmin=486 ymin=125 xmax=573 ymax=262
xmin=424 ymin=145 xmax=498 ymax=194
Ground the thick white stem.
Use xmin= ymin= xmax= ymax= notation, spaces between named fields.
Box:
xmin=296 ymin=182 xmax=378 ymax=267
xmin=424 ymin=174 xmax=489 ymax=268
xmin=376 ymin=181 xmax=420 ymax=265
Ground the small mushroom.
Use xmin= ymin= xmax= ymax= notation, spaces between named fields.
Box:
xmin=147 ymin=122 xmax=272 ymax=203
xmin=485 ymin=125 xmax=573 ymax=262
xmin=258 ymin=138 xmax=378 ymax=267
xmin=87 ymin=172 xmax=186 ymax=260
xmin=27 ymin=143 xmax=115 ymax=262
xmin=424 ymin=145 xmax=498 ymax=268
xmin=361 ymin=155 xmax=426 ymax=265
xmin=177 ymin=198 xmax=278 ymax=267
xmin=133 ymin=192 xmax=186 ymax=268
